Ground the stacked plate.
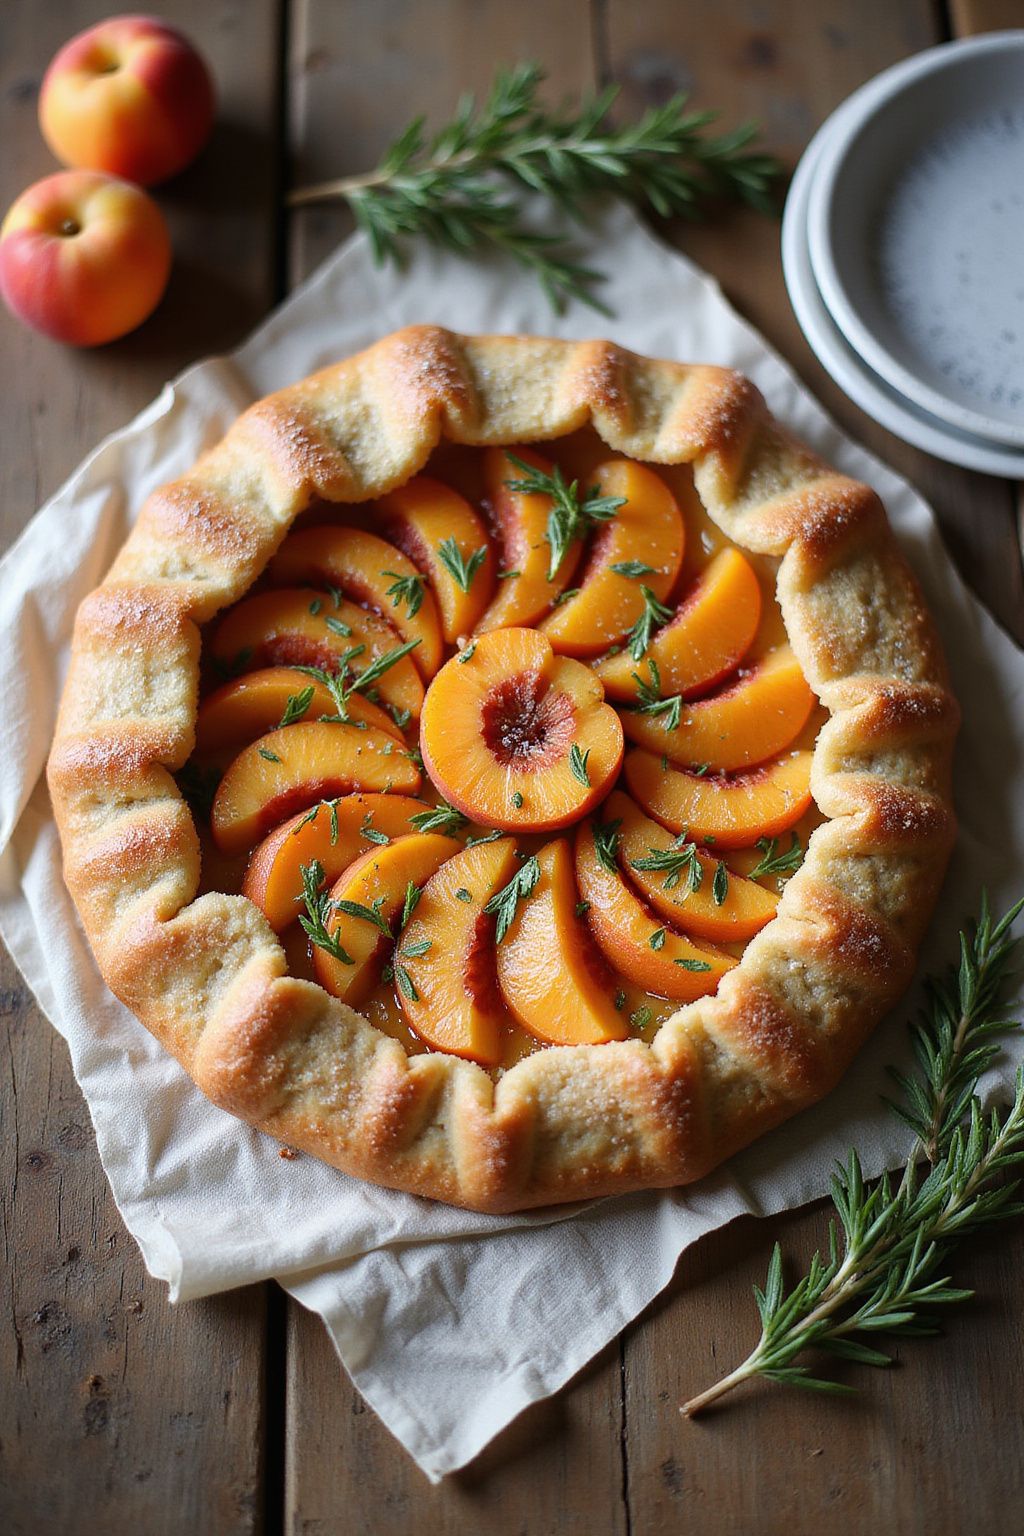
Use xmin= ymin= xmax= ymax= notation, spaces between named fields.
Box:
xmin=783 ymin=31 xmax=1024 ymax=476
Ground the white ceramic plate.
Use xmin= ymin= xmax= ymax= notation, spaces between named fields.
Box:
xmin=783 ymin=104 xmax=1024 ymax=479
xmin=806 ymin=33 xmax=1024 ymax=449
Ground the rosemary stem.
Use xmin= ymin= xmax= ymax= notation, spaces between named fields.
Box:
xmin=680 ymin=1353 xmax=768 ymax=1418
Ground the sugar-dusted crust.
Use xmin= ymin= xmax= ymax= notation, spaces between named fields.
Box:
xmin=47 ymin=327 xmax=958 ymax=1211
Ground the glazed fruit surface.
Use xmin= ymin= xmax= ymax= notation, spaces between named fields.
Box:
xmin=184 ymin=429 xmax=826 ymax=1071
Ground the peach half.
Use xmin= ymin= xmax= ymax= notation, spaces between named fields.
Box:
xmin=495 ymin=839 xmax=629 ymax=1046
xmin=610 ymin=791 xmax=778 ymax=942
xmin=475 ymin=447 xmax=583 ymax=632
xmin=420 ymin=627 xmax=623 ymax=832
xmin=268 ymin=525 xmax=444 ymax=678
xmin=208 ymin=588 xmax=424 ymax=721
xmin=396 ymin=835 xmax=520 ymax=1066
xmin=620 ymin=645 xmax=816 ymax=770
xmin=574 ymin=820 xmax=735 ymax=1000
xmin=312 ymin=833 xmax=455 ymax=1005
xmin=541 ymin=460 xmax=684 ymax=657
xmin=597 ymin=547 xmax=762 ymax=701
xmin=242 ymin=793 xmax=428 ymax=931
xmin=211 ymin=721 xmax=420 ymax=854
xmin=376 ymin=475 xmax=495 ymax=642
xmin=195 ymin=667 xmax=401 ymax=757
xmin=624 ymin=748 xmax=814 ymax=849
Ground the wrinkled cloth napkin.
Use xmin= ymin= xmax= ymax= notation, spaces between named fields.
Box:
xmin=2 ymin=201 xmax=1022 ymax=1482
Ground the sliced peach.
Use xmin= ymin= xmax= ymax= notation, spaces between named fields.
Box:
xmin=420 ymin=627 xmax=623 ymax=832
xmin=312 ymin=832 xmax=455 ymax=1006
xmin=242 ymin=792 xmax=428 ymax=931
xmin=208 ymin=588 xmax=425 ymax=721
xmin=268 ymin=525 xmax=444 ymax=679
xmin=195 ymin=666 xmax=401 ymax=756
xmin=211 ymin=721 xmax=421 ymax=854
xmin=495 ymin=838 xmax=628 ymax=1046
xmin=610 ymin=791 xmax=778 ymax=942
xmin=624 ymin=748 xmax=814 ymax=849
xmin=540 ymin=460 xmax=684 ymax=657
xmin=396 ymin=836 xmax=520 ymax=1066
xmin=620 ymin=646 xmax=816 ymax=770
xmin=376 ymin=475 xmax=495 ymax=642
xmin=597 ymin=547 xmax=762 ymax=700
xmin=475 ymin=447 xmax=584 ymax=632
xmin=574 ymin=820 xmax=735 ymax=1000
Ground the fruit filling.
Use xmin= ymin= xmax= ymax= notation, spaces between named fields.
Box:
xmin=181 ymin=430 xmax=827 ymax=1071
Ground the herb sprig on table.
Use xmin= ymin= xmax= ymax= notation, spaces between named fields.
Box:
xmin=288 ymin=62 xmax=784 ymax=313
xmin=682 ymin=894 xmax=1024 ymax=1418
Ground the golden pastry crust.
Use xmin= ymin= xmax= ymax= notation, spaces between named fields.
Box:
xmin=47 ymin=327 xmax=959 ymax=1211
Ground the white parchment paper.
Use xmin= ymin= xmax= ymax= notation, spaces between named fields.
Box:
xmin=1 ymin=203 xmax=1022 ymax=1481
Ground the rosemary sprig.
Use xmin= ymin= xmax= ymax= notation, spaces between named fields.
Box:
xmin=288 ymin=63 xmax=783 ymax=313
xmin=295 ymin=636 xmax=420 ymax=720
xmin=631 ymin=835 xmax=703 ymax=894
xmin=592 ymin=817 xmax=623 ymax=874
xmin=625 ymin=586 xmax=674 ymax=662
xmin=484 ymin=854 xmax=541 ymax=943
xmin=278 ymin=685 xmax=315 ymax=728
xmin=627 ymin=657 xmax=683 ymax=732
xmin=748 ymin=833 xmax=804 ymax=880
xmin=504 ymin=454 xmax=625 ymax=579
xmin=297 ymin=860 xmax=354 ymax=965
xmin=569 ymin=743 xmax=591 ymax=787
xmin=409 ymin=800 xmax=470 ymax=836
xmin=436 ymin=537 xmax=488 ymax=593
xmin=383 ymin=569 xmax=426 ymax=618
xmin=681 ymin=894 xmax=1024 ymax=1418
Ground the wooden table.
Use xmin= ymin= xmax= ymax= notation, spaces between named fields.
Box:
xmin=3 ymin=3 xmax=1023 ymax=1531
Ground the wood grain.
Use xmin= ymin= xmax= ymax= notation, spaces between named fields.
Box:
xmin=0 ymin=2 xmax=282 ymax=1531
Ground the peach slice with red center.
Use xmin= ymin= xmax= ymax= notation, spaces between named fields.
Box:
xmin=420 ymin=627 xmax=623 ymax=832
xmin=312 ymin=832 xmax=455 ymax=1006
xmin=495 ymin=838 xmax=629 ymax=1046
xmin=619 ymin=645 xmax=816 ymax=770
xmin=540 ymin=460 xmax=684 ymax=657
xmin=208 ymin=588 xmax=425 ymax=721
xmin=195 ymin=666 xmax=402 ymax=757
xmin=597 ymin=547 xmax=762 ymax=701
xmin=574 ymin=820 xmax=735 ymax=1001
xmin=624 ymin=748 xmax=814 ymax=849
xmin=211 ymin=721 xmax=421 ymax=855
xmin=268 ymin=525 xmax=444 ymax=679
xmin=376 ymin=475 xmax=495 ymax=642
xmin=475 ymin=447 xmax=584 ymax=632
xmin=242 ymin=792 xmax=429 ymax=931
xmin=395 ymin=835 xmax=520 ymax=1066
xmin=609 ymin=791 xmax=778 ymax=942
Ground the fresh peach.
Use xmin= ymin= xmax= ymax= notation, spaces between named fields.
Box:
xmin=610 ymin=791 xmax=779 ymax=942
xmin=208 ymin=588 xmax=424 ymax=722
xmin=376 ymin=476 xmax=495 ymax=642
xmin=268 ymin=525 xmax=444 ymax=678
xmin=312 ymin=833 xmax=455 ymax=1005
xmin=195 ymin=666 xmax=401 ymax=757
xmin=597 ymin=547 xmax=762 ymax=700
xmin=39 ymin=16 xmax=215 ymax=186
xmin=420 ymin=627 xmax=623 ymax=832
xmin=242 ymin=793 xmax=428 ymax=931
xmin=495 ymin=839 xmax=628 ymax=1046
xmin=574 ymin=821 xmax=735 ymax=1000
xmin=211 ymin=721 xmax=420 ymax=854
xmin=475 ymin=447 xmax=583 ymax=632
xmin=540 ymin=461 xmax=684 ymax=657
xmin=624 ymin=748 xmax=814 ymax=849
xmin=0 ymin=170 xmax=170 ymax=345
xmin=396 ymin=836 xmax=520 ymax=1066
xmin=619 ymin=646 xmax=816 ymax=769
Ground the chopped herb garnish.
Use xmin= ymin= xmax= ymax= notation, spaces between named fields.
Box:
xmin=630 ymin=1004 xmax=653 ymax=1030
xmin=632 ymin=837 xmax=704 ymax=894
xmin=649 ymin=928 xmax=666 ymax=950
xmin=694 ymin=762 xmax=710 ymax=777
xmin=437 ymin=536 xmax=487 ymax=592
xmin=458 ymin=643 xmax=476 ymax=664
xmin=405 ymin=745 xmax=424 ymax=770
xmin=713 ymin=861 xmax=729 ymax=906
xmin=465 ymin=829 xmax=505 ymax=847
xmin=484 ymin=854 xmax=541 ymax=943
xmin=278 ymin=685 xmax=315 ymax=728
xmin=455 ymin=888 xmax=473 ymax=904
xmin=297 ymin=860 xmax=354 ymax=964
xmin=553 ymin=586 xmax=581 ymax=607
xmin=325 ymin=583 xmax=343 ymax=609
xmin=292 ymin=799 xmax=341 ymax=843
xmin=257 ymin=746 xmax=282 ymax=763
xmin=511 ymin=790 xmax=525 ymax=809
xmin=333 ymin=896 xmax=393 ymax=937
xmin=625 ymin=585 xmax=674 ymax=662
xmin=399 ymin=939 xmax=432 ymax=958
xmin=749 ymin=833 xmax=805 ymax=879
xmin=324 ymin=614 xmax=353 ymax=638
xmin=614 ymin=989 xmax=627 ymax=1011
xmin=388 ymin=703 xmax=412 ymax=730
xmin=394 ymin=963 xmax=419 ymax=1002
xmin=409 ymin=800 xmax=469 ymax=837
xmin=399 ymin=881 xmax=421 ymax=929
xmin=497 ymin=568 xmax=521 ymax=581
xmin=627 ymin=656 xmax=682 ymax=732
xmin=675 ymin=957 xmax=712 ymax=972
xmin=383 ymin=569 xmax=426 ymax=618
xmin=350 ymin=637 xmax=421 ymax=694
xmin=360 ymin=816 xmax=390 ymax=845
xmin=569 ymin=743 xmax=591 ymax=787
xmin=504 ymin=454 xmax=626 ymax=579
xmin=575 ymin=900 xmax=591 ymax=918
xmin=308 ymin=597 xmax=322 ymax=616
xmin=592 ymin=817 xmax=622 ymax=874
xmin=610 ymin=560 xmax=657 ymax=578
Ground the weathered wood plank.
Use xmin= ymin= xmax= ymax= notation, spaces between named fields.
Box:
xmin=0 ymin=2 xmax=283 ymax=1530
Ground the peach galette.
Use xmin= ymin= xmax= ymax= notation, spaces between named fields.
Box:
xmin=49 ymin=328 xmax=958 ymax=1212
